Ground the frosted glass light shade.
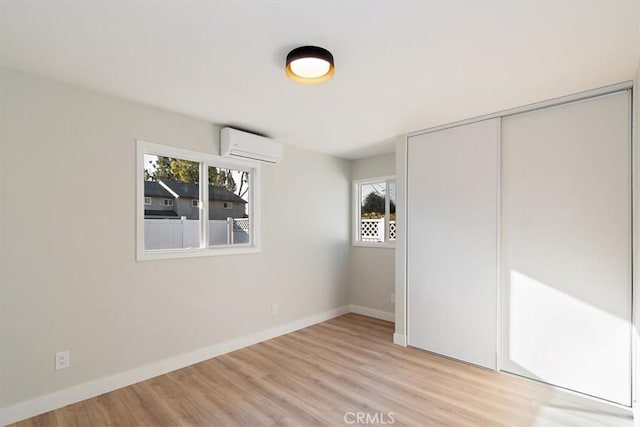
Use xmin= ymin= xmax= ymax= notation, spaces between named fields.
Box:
xmin=290 ymin=58 xmax=331 ymax=79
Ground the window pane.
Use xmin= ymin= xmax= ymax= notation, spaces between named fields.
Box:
xmin=208 ymin=166 xmax=250 ymax=245
xmin=360 ymin=181 xmax=386 ymax=243
xmin=143 ymin=154 xmax=200 ymax=250
xmin=388 ymin=181 xmax=396 ymax=241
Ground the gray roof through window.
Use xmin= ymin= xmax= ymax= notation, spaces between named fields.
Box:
xmin=144 ymin=180 xmax=246 ymax=203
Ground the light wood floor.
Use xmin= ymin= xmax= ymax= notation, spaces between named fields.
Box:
xmin=11 ymin=314 xmax=633 ymax=426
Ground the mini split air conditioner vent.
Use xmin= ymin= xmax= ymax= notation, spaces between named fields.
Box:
xmin=220 ymin=127 xmax=283 ymax=164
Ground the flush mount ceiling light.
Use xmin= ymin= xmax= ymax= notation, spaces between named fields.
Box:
xmin=285 ymin=46 xmax=334 ymax=84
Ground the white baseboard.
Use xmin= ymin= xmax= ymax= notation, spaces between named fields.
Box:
xmin=0 ymin=305 xmax=350 ymax=426
xmin=393 ymin=333 xmax=407 ymax=346
xmin=349 ymin=304 xmax=395 ymax=322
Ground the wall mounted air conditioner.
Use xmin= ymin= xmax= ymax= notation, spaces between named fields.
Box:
xmin=220 ymin=127 xmax=283 ymax=164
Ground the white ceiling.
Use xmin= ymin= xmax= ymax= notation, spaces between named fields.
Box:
xmin=1 ymin=1 xmax=638 ymax=159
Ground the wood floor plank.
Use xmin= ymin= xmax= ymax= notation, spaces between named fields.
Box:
xmin=12 ymin=313 xmax=633 ymax=426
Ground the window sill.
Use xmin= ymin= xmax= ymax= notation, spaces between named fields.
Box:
xmin=137 ymin=245 xmax=260 ymax=261
xmin=352 ymin=242 xmax=396 ymax=249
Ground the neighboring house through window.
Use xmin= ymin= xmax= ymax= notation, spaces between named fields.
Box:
xmin=353 ymin=176 xmax=396 ymax=247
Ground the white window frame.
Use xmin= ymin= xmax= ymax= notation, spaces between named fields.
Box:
xmin=191 ymin=199 xmax=199 ymax=207
xmin=136 ymin=140 xmax=261 ymax=261
xmin=144 ymin=197 xmax=151 ymax=206
xmin=223 ymin=201 xmax=233 ymax=209
xmin=163 ymin=198 xmax=174 ymax=207
xmin=352 ymin=175 xmax=396 ymax=248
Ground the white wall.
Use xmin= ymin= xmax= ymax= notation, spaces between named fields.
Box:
xmin=0 ymin=69 xmax=351 ymax=409
xmin=634 ymin=57 xmax=640 ymax=422
xmin=633 ymin=12 xmax=640 ymax=424
xmin=349 ymin=153 xmax=395 ymax=317
xmin=394 ymin=139 xmax=407 ymax=344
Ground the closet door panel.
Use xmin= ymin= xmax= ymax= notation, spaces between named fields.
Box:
xmin=407 ymin=118 xmax=498 ymax=369
xmin=500 ymin=91 xmax=631 ymax=405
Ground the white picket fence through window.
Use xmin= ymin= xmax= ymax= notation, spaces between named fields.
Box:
xmin=144 ymin=218 xmax=249 ymax=250
xmin=146 ymin=218 xmax=394 ymax=249
xmin=360 ymin=219 xmax=396 ymax=242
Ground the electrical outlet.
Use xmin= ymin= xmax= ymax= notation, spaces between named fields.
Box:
xmin=391 ymin=292 xmax=396 ymax=303
xmin=55 ymin=351 xmax=70 ymax=370
xmin=271 ymin=303 xmax=279 ymax=316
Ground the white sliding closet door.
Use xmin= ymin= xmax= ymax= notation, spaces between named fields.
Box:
xmin=500 ymin=91 xmax=631 ymax=405
xmin=408 ymin=118 xmax=499 ymax=369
